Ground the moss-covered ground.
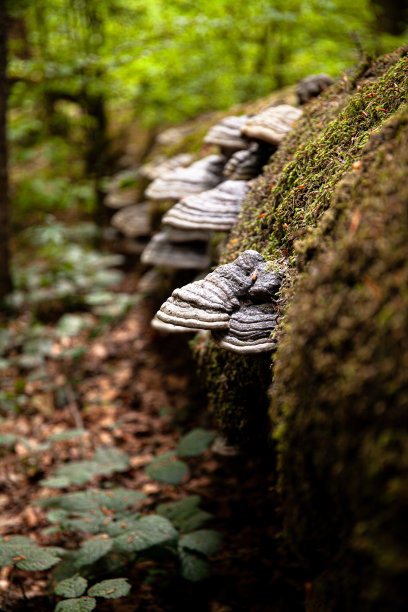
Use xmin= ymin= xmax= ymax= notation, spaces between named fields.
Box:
xmin=198 ymin=46 xmax=408 ymax=608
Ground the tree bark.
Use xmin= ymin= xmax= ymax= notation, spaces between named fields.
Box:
xmin=0 ymin=0 xmax=12 ymax=302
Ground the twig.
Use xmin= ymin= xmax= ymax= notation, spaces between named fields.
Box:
xmin=65 ymin=383 xmax=84 ymax=431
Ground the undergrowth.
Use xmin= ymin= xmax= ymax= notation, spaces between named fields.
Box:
xmin=0 ymin=428 xmax=221 ymax=610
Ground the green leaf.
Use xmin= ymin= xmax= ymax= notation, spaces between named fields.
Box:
xmin=93 ymin=269 xmax=124 ymax=287
xmin=156 ymin=496 xmax=212 ymax=533
xmin=0 ymin=434 xmax=18 ymax=446
xmin=40 ymin=448 xmax=130 ymax=487
xmin=179 ymin=530 xmax=222 ymax=556
xmin=56 ymin=314 xmax=92 ymax=337
xmin=0 ymin=543 xmax=14 ymax=566
xmin=55 ymin=597 xmax=96 ymax=612
xmin=49 ymin=429 xmax=87 ymax=442
xmin=113 ymin=515 xmax=177 ymax=554
xmin=105 ymin=516 xmax=142 ymax=538
xmin=73 ymin=538 xmax=113 ymax=569
xmin=145 ymin=452 xmax=188 ymax=485
xmin=3 ymin=536 xmax=34 ymax=546
xmin=84 ymin=291 xmax=114 ymax=306
xmin=0 ymin=537 xmax=62 ymax=571
xmin=178 ymin=548 xmax=209 ymax=582
xmin=40 ymin=462 xmax=97 ymax=487
xmin=41 ymin=476 xmax=71 ymax=488
xmin=47 ymin=509 xmax=69 ymax=523
xmin=15 ymin=546 xmax=62 ymax=571
xmin=37 ymin=488 xmax=145 ymax=513
xmin=176 ymin=429 xmax=215 ymax=457
xmin=87 ymin=578 xmax=131 ymax=599
xmin=54 ymin=575 xmax=88 ymax=598
xmin=93 ymin=447 xmax=130 ymax=472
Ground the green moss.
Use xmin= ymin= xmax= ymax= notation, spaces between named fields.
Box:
xmin=195 ymin=339 xmax=272 ymax=449
xmin=270 ymin=106 xmax=408 ymax=610
xmin=224 ymin=47 xmax=408 ymax=265
xmin=202 ymin=48 xmax=408 ymax=449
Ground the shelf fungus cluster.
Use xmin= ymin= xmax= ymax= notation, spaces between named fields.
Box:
xmin=139 ymin=153 xmax=193 ymax=182
xmin=155 ymin=250 xmax=281 ymax=354
xmin=103 ymin=170 xmax=139 ymax=210
xmin=145 ymin=155 xmax=225 ymax=202
xmin=162 ymin=180 xmax=250 ymax=234
xmin=105 ymin=101 xmax=305 ymax=309
xmin=241 ymin=104 xmax=303 ymax=146
xmin=204 ymin=115 xmax=249 ymax=154
xmin=141 ymin=232 xmax=210 ymax=270
xmin=296 ymin=73 xmax=333 ymax=105
xmin=111 ymin=203 xmax=151 ymax=238
xmin=224 ymin=143 xmax=275 ymax=180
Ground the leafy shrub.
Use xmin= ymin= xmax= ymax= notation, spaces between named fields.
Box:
xmin=0 ymin=536 xmax=63 ymax=571
xmin=34 ymin=486 xmax=221 ymax=586
xmin=54 ymin=575 xmax=131 ymax=611
xmin=145 ymin=428 xmax=216 ymax=485
xmin=40 ymin=447 xmax=131 ymax=488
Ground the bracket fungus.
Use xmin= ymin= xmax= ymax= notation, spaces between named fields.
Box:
xmin=104 ymin=191 xmax=138 ymax=210
xmin=145 ymin=155 xmax=225 ymax=201
xmin=204 ymin=115 xmax=249 ymax=153
xmin=140 ymin=232 xmax=210 ymax=270
xmin=103 ymin=169 xmax=139 ymax=209
xmin=241 ymin=104 xmax=303 ymax=145
xmin=139 ymin=153 xmax=194 ymax=182
xmin=162 ymin=180 xmax=249 ymax=233
xmin=151 ymin=314 xmax=194 ymax=334
xmin=296 ymin=73 xmax=334 ymax=105
xmin=212 ymin=303 xmax=278 ymax=354
xmin=111 ymin=203 xmax=151 ymax=238
xmin=224 ymin=143 xmax=275 ymax=180
xmin=155 ymin=250 xmax=281 ymax=353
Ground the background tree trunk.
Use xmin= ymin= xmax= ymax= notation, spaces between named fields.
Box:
xmin=0 ymin=0 xmax=12 ymax=302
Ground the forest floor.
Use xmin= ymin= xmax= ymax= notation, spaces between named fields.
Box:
xmin=0 ymin=255 xmax=306 ymax=612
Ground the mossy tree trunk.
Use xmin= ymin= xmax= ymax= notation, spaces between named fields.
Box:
xmin=0 ymin=0 xmax=12 ymax=302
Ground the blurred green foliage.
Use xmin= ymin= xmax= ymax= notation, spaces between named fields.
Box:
xmin=5 ymin=0 xmax=407 ymax=222
xmin=8 ymin=0 xmax=407 ymax=127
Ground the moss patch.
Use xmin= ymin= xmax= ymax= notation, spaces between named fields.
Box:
xmin=226 ymin=47 xmax=408 ymax=265
xmin=271 ymin=106 xmax=408 ymax=610
xmin=195 ymin=339 xmax=272 ymax=449
xmin=203 ymin=47 xmax=408 ymax=448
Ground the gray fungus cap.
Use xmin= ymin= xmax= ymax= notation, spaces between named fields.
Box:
xmin=139 ymin=153 xmax=194 ymax=181
xmin=212 ymin=303 xmax=278 ymax=354
xmin=241 ymin=104 xmax=303 ymax=145
xmin=296 ymin=73 xmax=334 ymax=105
xmin=111 ymin=203 xmax=151 ymax=238
xmin=204 ymin=115 xmax=249 ymax=150
xmin=224 ymin=144 xmax=275 ymax=180
xmin=141 ymin=232 xmax=210 ymax=270
xmin=155 ymin=249 xmax=281 ymax=352
xmin=162 ymin=180 xmax=249 ymax=233
xmin=145 ymin=155 xmax=225 ymax=201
